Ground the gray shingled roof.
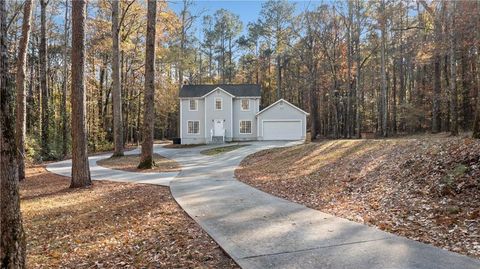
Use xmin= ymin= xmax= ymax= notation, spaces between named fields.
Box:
xmin=179 ymin=84 xmax=261 ymax=98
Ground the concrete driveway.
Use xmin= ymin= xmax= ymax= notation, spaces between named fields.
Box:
xmin=47 ymin=141 xmax=480 ymax=269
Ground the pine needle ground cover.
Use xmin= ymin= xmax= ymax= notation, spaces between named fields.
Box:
xmin=235 ymin=136 xmax=480 ymax=259
xmin=21 ymin=166 xmax=238 ymax=268
xmin=97 ymin=153 xmax=181 ymax=173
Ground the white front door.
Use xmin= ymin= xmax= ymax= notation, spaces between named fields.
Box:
xmin=214 ymin=119 xmax=224 ymax=136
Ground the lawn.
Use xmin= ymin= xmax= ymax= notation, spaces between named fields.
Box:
xmin=97 ymin=153 xmax=181 ymax=173
xmin=20 ymin=166 xmax=238 ymax=268
xmin=235 ymin=135 xmax=480 ymax=259
xmin=163 ymin=143 xmax=205 ymax=149
xmin=200 ymin=144 xmax=249 ymax=156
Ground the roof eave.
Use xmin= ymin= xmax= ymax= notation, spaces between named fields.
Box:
xmin=256 ymin=98 xmax=310 ymax=116
xmin=200 ymin=87 xmax=236 ymax=98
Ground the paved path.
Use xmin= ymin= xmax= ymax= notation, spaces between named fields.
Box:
xmin=47 ymin=142 xmax=480 ymax=269
xmin=46 ymin=147 xmax=178 ymax=186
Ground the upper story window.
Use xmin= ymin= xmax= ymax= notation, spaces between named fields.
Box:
xmin=189 ymin=99 xmax=198 ymax=111
xmin=215 ymin=97 xmax=223 ymax=110
xmin=241 ymin=99 xmax=250 ymax=111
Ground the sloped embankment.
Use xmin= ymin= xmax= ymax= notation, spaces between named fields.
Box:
xmin=235 ymin=136 xmax=480 ymax=258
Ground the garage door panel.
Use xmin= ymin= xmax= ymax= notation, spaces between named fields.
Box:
xmin=263 ymin=121 xmax=302 ymax=140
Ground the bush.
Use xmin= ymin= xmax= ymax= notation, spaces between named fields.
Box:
xmin=25 ymin=136 xmax=42 ymax=163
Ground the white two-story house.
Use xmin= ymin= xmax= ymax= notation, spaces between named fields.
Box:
xmin=179 ymin=84 xmax=309 ymax=144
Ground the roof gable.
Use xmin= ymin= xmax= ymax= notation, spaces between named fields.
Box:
xmin=256 ymin=99 xmax=310 ymax=116
xmin=201 ymin=87 xmax=235 ymax=98
xmin=179 ymin=84 xmax=261 ymax=98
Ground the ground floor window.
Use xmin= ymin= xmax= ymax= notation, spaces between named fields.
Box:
xmin=188 ymin=121 xmax=200 ymax=134
xmin=240 ymin=120 xmax=252 ymax=134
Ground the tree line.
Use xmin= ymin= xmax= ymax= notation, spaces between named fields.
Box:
xmin=176 ymin=0 xmax=480 ymax=140
xmin=3 ymin=0 xmax=480 ymax=165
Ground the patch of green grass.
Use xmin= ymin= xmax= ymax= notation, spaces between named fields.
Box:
xmin=200 ymin=144 xmax=249 ymax=156
xmin=163 ymin=143 xmax=205 ymax=149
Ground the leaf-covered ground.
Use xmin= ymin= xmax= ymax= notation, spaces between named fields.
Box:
xmin=21 ymin=166 xmax=238 ymax=268
xmin=97 ymin=153 xmax=181 ymax=173
xmin=235 ymin=135 xmax=480 ymax=259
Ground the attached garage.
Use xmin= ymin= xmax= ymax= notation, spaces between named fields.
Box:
xmin=257 ymin=99 xmax=309 ymax=141
xmin=262 ymin=120 xmax=302 ymax=140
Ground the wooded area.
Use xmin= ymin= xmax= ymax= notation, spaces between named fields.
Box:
xmin=2 ymin=0 xmax=480 ymax=267
xmin=2 ymin=0 xmax=480 ymax=161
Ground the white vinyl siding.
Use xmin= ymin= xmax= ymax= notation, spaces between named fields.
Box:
xmin=189 ymin=99 xmax=198 ymax=111
xmin=187 ymin=121 xmax=200 ymax=134
xmin=215 ymin=97 xmax=223 ymax=110
xmin=241 ymin=99 xmax=250 ymax=111
xmin=240 ymin=120 xmax=252 ymax=134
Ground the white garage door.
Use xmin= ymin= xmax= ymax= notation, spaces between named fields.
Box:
xmin=263 ymin=121 xmax=302 ymax=140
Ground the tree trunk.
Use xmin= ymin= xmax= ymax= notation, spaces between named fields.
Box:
xmin=228 ymin=37 xmax=233 ymax=83
xmin=474 ymin=56 xmax=480 ymax=137
xmin=355 ymin=0 xmax=362 ymax=137
xmin=40 ymin=0 xmax=50 ymax=158
xmin=138 ymin=0 xmax=157 ymax=169
xmin=111 ymin=0 xmax=124 ymax=156
xmin=15 ymin=0 xmax=33 ymax=181
xmin=98 ymin=57 xmax=106 ymax=138
xmin=1 ymin=0 xmax=27 ymax=265
xmin=392 ymin=61 xmax=397 ymax=135
xmin=62 ymin=0 xmax=69 ymax=158
xmin=449 ymin=2 xmax=458 ymax=136
xmin=432 ymin=55 xmax=441 ymax=133
xmin=276 ymin=54 xmax=281 ymax=100
xmin=346 ymin=0 xmax=353 ymax=138
xmin=380 ymin=0 xmax=388 ymax=137
xmin=461 ymin=50 xmax=471 ymax=130
xmin=70 ymin=0 xmax=91 ymax=188
xmin=398 ymin=11 xmax=405 ymax=133
xmin=473 ymin=0 xmax=480 ymax=138
xmin=27 ymin=45 xmax=35 ymax=132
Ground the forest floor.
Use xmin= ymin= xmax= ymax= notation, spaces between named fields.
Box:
xmin=97 ymin=153 xmax=181 ymax=173
xmin=20 ymin=166 xmax=238 ymax=268
xmin=235 ymin=133 xmax=480 ymax=259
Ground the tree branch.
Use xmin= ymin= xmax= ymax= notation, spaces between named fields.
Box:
xmin=119 ymin=0 xmax=136 ymax=32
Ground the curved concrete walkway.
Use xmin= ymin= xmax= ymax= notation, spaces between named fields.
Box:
xmin=47 ymin=142 xmax=480 ymax=269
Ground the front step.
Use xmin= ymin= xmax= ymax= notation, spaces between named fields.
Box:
xmin=211 ymin=136 xmax=225 ymax=144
